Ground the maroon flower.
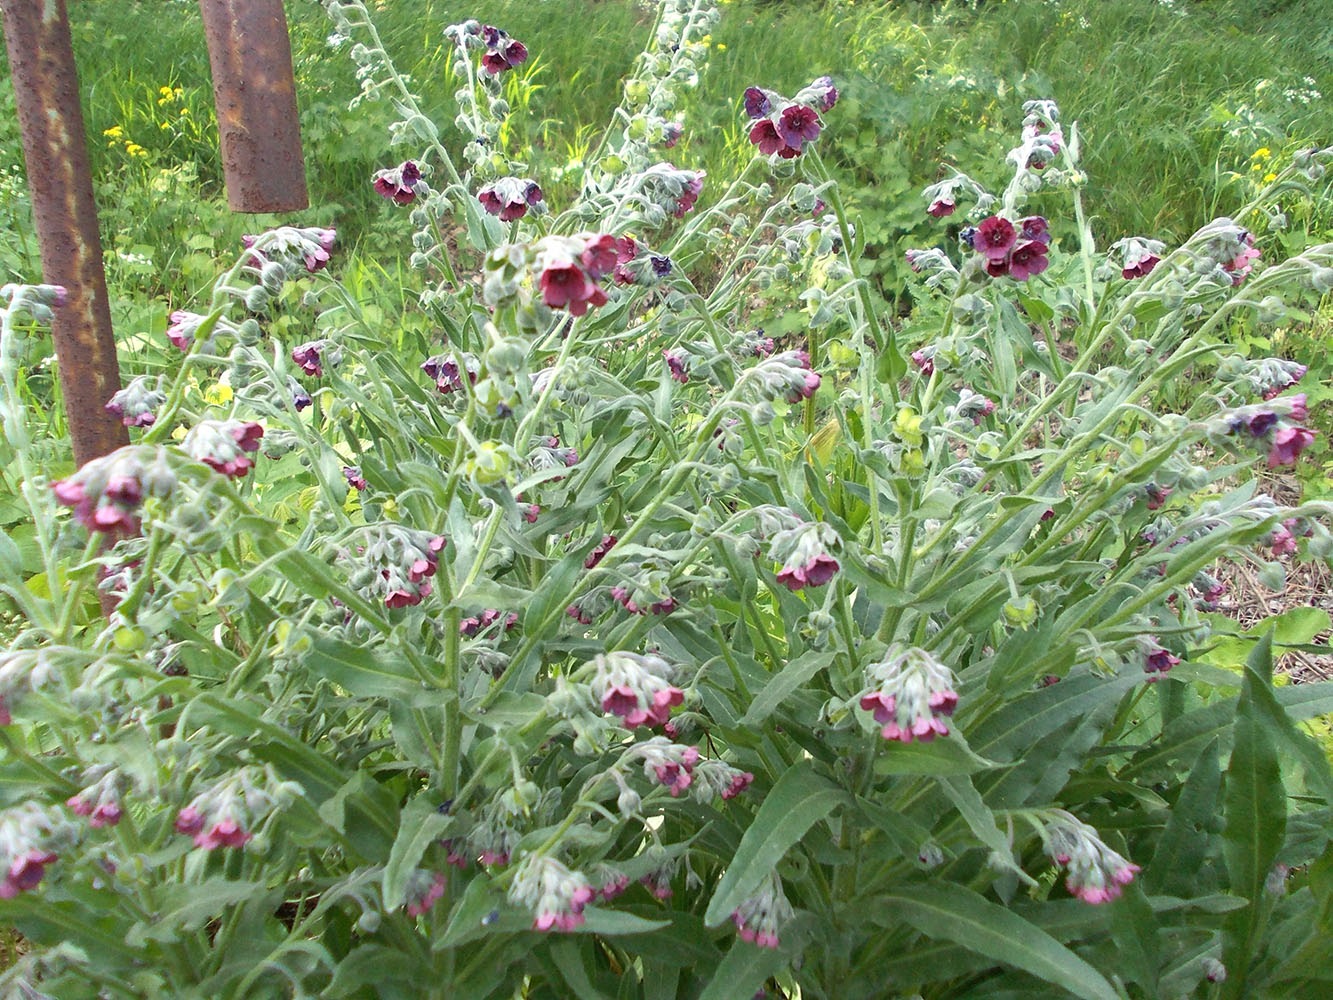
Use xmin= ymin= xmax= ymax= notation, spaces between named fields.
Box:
xmin=1145 ymin=483 xmax=1172 ymax=510
xmin=927 ymin=198 xmax=955 ymax=218
xmin=748 ymin=118 xmax=786 ymax=156
xmin=0 ymin=851 xmax=58 ymax=899
xmin=1267 ymin=426 xmax=1316 ymax=468
xmin=1008 ymin=240 xmax=1050 ymax=281
xmin=167 ymin=310 xmax=205 ymax=351
xmin=910 ymin=349 xmax=934 ymax=377
xmin=1122 ymin=254 xmax=1160 ymax=280
xmin=1143 ymin=643 xmax=1180 ymax=682
xmin=174 ymin=807 xmax=204 ymax=837
xmin=478 ymin=179 xmax=543 ymax=222
xmin=675 ymin=171 xmax=705 ymax=218
xmin=480 ymin=28 xmax=527 ymax=74
xmin=1285 ymin=393 xmax=1308 ymax=423
xmin=579 ymin=234 xmax=618 ymax=281
xmin=974 ymin=216 xmax=1017 ymax=261
xmin=291 ymin=342 xmax=324 ymax=377
xmin=776 ymin=553 xmax=839 ymax=591
xmin=539 ymin=259 xmax=607 ymax=317
xmin=662 ymin=121 xmax=683 ymax=148
xmin=663 ymin=348 xmax=690 ymax=383
xmin=373 ymin=161 xmax=421 ymax=205
xmin=343 ymin=466 xmax=368 ymax=491
xmin=585 ymin=534 xmax=618 ymax=569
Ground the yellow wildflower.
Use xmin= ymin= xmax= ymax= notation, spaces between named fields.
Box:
xmin=1263 ymin=172 xmax=1278 ymax=183
xmin=125 ymin=143 xmax=148 ymax=158
xmin=1251 ymin=147 xmax=1271 ymax=160
xmin=204 ymin=383 xmax=233 ymax=406
xmin=102 ymin=125 xmax=123 ymax=138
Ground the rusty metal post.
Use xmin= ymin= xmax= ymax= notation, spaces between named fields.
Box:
xmin=198 ymin=0 xmax=309 ymax=213
xmin=1 ymin=0 xmax=128 ymax=469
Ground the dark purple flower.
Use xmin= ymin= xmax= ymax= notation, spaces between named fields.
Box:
xmin=664 ymin=348 xmax=690 ymax=383
xmin=927 ymin=198 xmax=955 ymax=218
xmin=585 ymin=534 xmax=617 ymax=569
xmin=674 ymin=171 xmax=705 ymax=218
xmin=662 ymin=121 xmax=683 ymax=148
xmin=0 ymin=851 xmax=58 ymax=899
xmin=1143 ymin=642 xmax=1180 ymax=681
xmin=743 ymin=86 xmax=772 ymax=119
xmin=343 ymin=466 xmax=368 ymax=491
xmin=1008 ymin=240 xmax=1050 ymax=281
xmin=807 ymin=76 xmax=838 ymax=112
xmin=1145 ymin=483 xmax=1172 ymax=510
xmin=478 ymin=179 xmax=543 ymax=222
xmin=1245 ymin=411 xmax=1279 ymax=437
xmin=1018 ymin=216 xmax=1050 ymax=245
xmin=292 ymin=342 xmax=323 ymax=377
xmin=776 ymin=553 xmax=839 ymax=591
xmin=480 ymin=28 xmax=527 ymax=74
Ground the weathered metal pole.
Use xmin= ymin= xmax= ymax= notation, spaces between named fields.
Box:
xmin=1 ymin=0 xmax=128 ymax=468
xmin=198 ymin=0 xmax=309 ymax=214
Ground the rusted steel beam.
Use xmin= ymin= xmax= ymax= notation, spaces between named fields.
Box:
xmin=1 ymin=0 xmax=128 ymax=469
xmin=198 ymin=0 xmax=309 ymax=214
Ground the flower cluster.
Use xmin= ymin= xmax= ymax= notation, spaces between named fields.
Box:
xmin=0 ymin=804 xmax=71 ymax=900
xmin=1111 ymin=236 xmax=1166 ymax=280
xmin=422 ymin=352 xmax=480 ymax=395
xmin=612 ymin=236 xmax=673 ymax=287
xmin=859 ymin=645 xmax=959 ymax=743
xmin=743 ymin=349 xmax=821 ymax=406
xmin=0 ymin=648 xmax=58 ymax=727
xmin=52 ymin=446 xmax=175 ymax=535
xmin=291 ymin=339 xmax=341 ymax=378
xmin=767 ymin=519 xmax=841 ymax=591
xmin=66 ymin=767 xmax=124 ymax=828
xmin=182 ymin=420 xmax=265 ymax=479
xmin=744 ymin=77 xmax=837 ymax=159
xmin=640 ymin=162 xmax=705 ymax=218
xmin=373 ymin=160 xmax=422 ymax=205
xmin=1041 ymin=811 xmax=1140 ymax=904
xmin=631 ymin=737 xmax=700 ymax=797
xmin=480 ymin=24 xmax=527 ymax=75
xmin=353 ymin=525 xmax=448 ymax=609
xmin=1216 ymin=354 xmax=1308 ymax=402
xmin=403 ymin=869 xmax=448 ymax=917
xmin=105 ymin=375 xmax=165 ymax=428
xmin=731 ymin=873 xmax=794 ymax=948
xmin=242 ymin=226 xmax=337 ymax=275
xmin=1214 ymin=394 xmax=1316 ymax=468
xmin=459 ymin=608 xmax=518 ymax=637
xmin=174 ymin=766 xmax=300 ymax=852
xmin=478 ymin=177 xmax=544 ymax=221
xmin=508 ymin=854 xmax=593 ymax=932
xmin=484 ymin=234 xmax=617 ymax=320
xmin=591 ymin=651 xmax=684 ymax=729
xmin=1141 ymin=638 xmax=1180 ymax=682
xmin=963 ymin=215 xmax=1051 ymax=281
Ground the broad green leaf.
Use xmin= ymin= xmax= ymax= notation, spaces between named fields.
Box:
xmin=738 ymin=650 xmax=835 ymax=726
xmin=383 ymin=796 xmax=450 ymax=910
xmin=550 ymin=940 xmax=613 ymax=1000
xmin=1147 ymin=738 xmax=1222 ymax=897
xmin=704 ymin=761 xmax=845 ymax=926
xmin=970 ymin=672 xmax=1139 ymax=761
xmin=698 ymin=913 xmax=816 ymax=1000
xmin=1221 ymin=632 xmax=1288 ymax=1000
xmin=856 ymin=796 xmax=934 ymax=859
xmin=873 ymin=884 xmax=1120 ymax=1000
xmin=127 ymin=879 xmax=272 ymax=945
xmin=872 ymin=732 xmax=1003 ymax=776
xmin=325 ymin=944 xmax=422 ymax=997
xmin=303 ymin=633 xmax=430 ymax=702
xmin=1109 ymin=881 xmax=1160 ymax=995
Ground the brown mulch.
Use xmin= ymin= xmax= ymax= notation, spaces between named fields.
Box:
xmin=1212 ymin=472 xmax=1333 ymax=683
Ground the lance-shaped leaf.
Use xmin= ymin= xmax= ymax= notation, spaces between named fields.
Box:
xmin=704 ymin=761 xmax=845 ymax=926
xmin=873 ymin=883 xmax=1120 ymax=1000
xmin=1220 ymin=632 xmax=1288 ymax=1000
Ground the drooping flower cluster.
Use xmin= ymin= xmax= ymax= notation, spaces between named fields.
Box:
xmin=65 ymin=767 xmax=125 ymax=829
xmin=0 ymin=648 xmax=58 ymax=727
xmin=478 ymin=177 xmax=543 ymax=222
xmin=640 ymin=162 xmax=706 ymax=218
xmin=731 ymin=873 xmax=794 ymax=949
xmin=584 ymin=533 xmax=618 ymax=569
xmin=353 ymin=524 xmax=448 ymax=609
xmin=859 ymin=644 xmax=959 ymax=743
xmin=1111 ymin=236 xmax=1166 ymax=280
xmin=174 ymin=766 xmax=300 ymax=852
xmin=1212 ymin=394 xmax=1316 ymax=468
xmin=422 ymin=352 xmax=480 ymax=395
xmin=459 ymin=608 xmax=518 ymax=637
xmin=105 ymin=375 xmax=165 ymax=428
xmin=1216 ymin=353 xmax=1308 ymax=402
xmin=767 ymin=519 xmax=841 ymax=591
xmin=630 ymin=737 xmax=700 ymax=797
xmin=484 ymin=234 xmax=618 ymax=320
xmin=591 ymin=651 xmax=684 ymax=729
xmin=1192 ymin=219 xmax=1262 ymax=287
xmin=1041 ymin=811 xmax=1140 ymax=904
xmin=403 ymin=869 xmax=448 ymax=917
xmin=479 ymin=24 xmax=528 ymax=75
xmin=920 ymin=172 xmax=987 ymax=219
xmin=508 ymin=854 xmax=593 ymax=932
xmin=372 ymin=160 xmax=422 ymax=205
xmin=182 ymin=420 xmax=265 ymax=479
xmin=291 ymin=339 xmax=341 ymax=378
xmin=1141 ymin=638 xmax=1180 ymax=682
xmin=51 ymin=446 xmax=175 ymax=535
xmin=743 ymin=76 xmax=837 ymax=159
xmin=963 ymin=215 xmax=1050 ymax=281
xmin=0 ymin=804 xmax=72 ymax=900
xmin=742 ymin=349 xmax=821 ymax=406
xmin=612 ymin=236 xmax=673 ymax=287
xmin=241 ymin=226 xmax=337 ymax=275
